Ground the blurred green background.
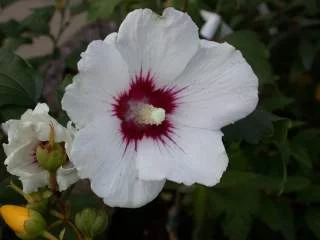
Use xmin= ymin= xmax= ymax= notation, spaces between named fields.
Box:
xmin=0 ymin=0 xmax=320 ymax=239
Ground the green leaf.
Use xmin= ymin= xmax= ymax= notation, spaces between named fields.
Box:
xmin=292 ymin=129 xmax=320 ymax=161
xmin=305 ymin=207 xmax=320 ymax=239
xmin=217 ymin=170 xmax=310 ymax=193
xmin=298 ymin=185 xmax=320 ymax=203
xmin=222 ymin=107 xmax=275 ymax=144
xmin=0 ymin=105 xmax=27 ymax=122
xmin=225 ymin=30 xmax=274 ymax=86
xmin=0 ymin=49 xmax=42 ymax=108
xmin=193 ymin=185 xmax=211 ymax=240
xmin=0 ymin=0 xmax=16 ymax=8
xmin=20 ymin=6 xmax=55 ymax=35
xmin=0 ymin=20 xmax=21 ymax=38
xmin=290 ymin=142 xmax=312 ymax=170
xmin=259 ymin=199 xmax=295 ymax=240
xmin=70 ymin=2 xmax=90 ymax=15
xmin=88 ymin=0 xmax=123 ymax=20
xmin=272 ymin=119 xmax=291 ymax=146
xmin=209 ymin=188 xmax=261 ymax=240
xmin=262 ymin=95 xmax=294 ymax=112
xmin=4 ymin=37 xmax=33 ymax=51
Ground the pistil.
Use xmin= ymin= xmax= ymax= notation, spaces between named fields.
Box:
xmin=134 ymin=104 xmax=166 ymax=126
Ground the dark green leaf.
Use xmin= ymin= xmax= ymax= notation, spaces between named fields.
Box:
xmin=88 ymin=0 xmax=123 ymax=20
xmin=272 ymin=119 xmax=291 ymax=146
xmin=218 ymin=170 xmax=310 ymax=193
xmin=298 ymin=185 xmax=320 ymax=203
xmin=0 ymin=0 xmax=16 ymax=8
xmin=0 ymin=20 xmax=21 ymax=38
xmin=70 ymin=2 xmax=89 ymax=15
xmin=4 ymin=37 xmax=33 ymax=51
xmin=222 ymin=107 xmax=275 ymax=144
xmin=209 ymin=188 xmax=261 ymax=240
xmin=262 ymin=95 xmax=294 ymax=112
xmin=193 ymin=185 xmax=210 ymax=240
xmin=259 ymin=199 xmax=295 ymax=240
xmin=0 ymin=49 xmax=42 ymax=108
xmin=0 ymin=105 xmax=27 ymax=122
xmin=20 ymin=6 xmax=55 ymax=35
xmin=305 ymin=207 xmax=320 ymax=239
xmin=225 ymin=30 xmax=274 ymax=85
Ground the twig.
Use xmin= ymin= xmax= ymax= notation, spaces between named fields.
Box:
xmin=52 ymin=0 xmax=71 ymax=53
xmin=67 ymin=221 xmax=85 ymax=240
xmin=43 ymin=231 xmax=59 ymax=240
xmin=50 ymin=210 xmax=65 ymax=220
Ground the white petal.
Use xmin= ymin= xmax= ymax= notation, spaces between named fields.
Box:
xmin=116 ymin=8 xmax=199 ymax=85
xmin=171 ymin=40 xmax=258 ymax=130
xmin=4 ymin=140 xmax=43 ymax=177
xmin=20 ymin=103 xmax=66 ymax=142
xmin=62 ymin=39 xmax=130 ymax=128
xmin=136 ymin=125 xmax=228 ymax=186
xmin=33 ymin=103 xmax=50 ymax=114
xmin=70 ymin=114 xmax=165 ymax=208
xmin=103 ymin=32 xmax=117 ymax=44
xmin=57 ymin=162 xmax=79 ymax=191
xmin=20 ymin=172 xmax=49 ymax=193
xmin=65 ymin=121 xmax=76 ymax=158
xmin=2 ymin=120 xmax=35 ymax=156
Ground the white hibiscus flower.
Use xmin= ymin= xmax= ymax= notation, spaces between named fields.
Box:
xmin=62 ymin=8 xmax=258 ymax=208
xmin=2 ymin=103 xmax=79 ymax=193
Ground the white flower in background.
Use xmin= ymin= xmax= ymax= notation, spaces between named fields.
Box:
xmin=62 ymin=8 xmax=258 ymax=208
xmin=200 ymin=10 xmax=233 ymax=40
xmin=2 ymin=103 xmax=79 ymax=193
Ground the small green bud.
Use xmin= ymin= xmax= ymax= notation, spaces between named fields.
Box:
xmin=23 ymin=210 xmax=46 ymax=236
xmin=75 ymin=208 xmax=108 ymax=239
xmin=36 ymin=142 xmax=66 ymax=172
xmin=26 ymin=189 xmax=53 ymax=214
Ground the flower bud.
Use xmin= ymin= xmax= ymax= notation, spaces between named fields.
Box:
xmin=75 ymin=208 xmax=108 ymax=239
xmin=36 ymin=142 xmax=66 ymax=172
xmin=0 ymin=205 xmax=46 ymax=239
xmin=27 ymin=189 xmax=53 ymax=214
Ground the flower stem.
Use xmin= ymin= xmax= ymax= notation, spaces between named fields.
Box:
xmin=42 ymin=231 xmax=59 ymax=240
xmin=48 ymin=220 xmax=63 ymax=230
xmin=68 ymin=221 xmax=85 ymax=240
xmin=50 ymin=210 xmax=65 ymax=220
xmin=8 ymin=181 xmax=34 ymax=203
xmin=49 ymin=172 xmax=58 ymax=193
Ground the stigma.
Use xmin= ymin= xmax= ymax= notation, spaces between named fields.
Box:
xmin=134 ymin=104 xmax=166 ymax=126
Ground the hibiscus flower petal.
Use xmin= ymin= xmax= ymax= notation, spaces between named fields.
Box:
xmin=20 ymin=172 xmax=49 ymax=193
xmin=136 ymin=124 xmax=228 ymax=186
xmin=171 ymin=40 xmax=258 ymax=130
xmin=116 ymin=7 xmax=199 ymax=85
xmin=70 ymin=114 xmax=165 ymax=208
xmin=2 ymin=120 xmax=34 ymax=156
xmin=57 ymin=162 xmax=79 ymax=191
xmin=62 ymin=35 xmax=130 ymax=128
xmin=5 ymin=140 xmax=42 ymax=177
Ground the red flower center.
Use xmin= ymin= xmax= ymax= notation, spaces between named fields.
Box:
xmin=112 ymin=72 xmax=182 ymax=149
